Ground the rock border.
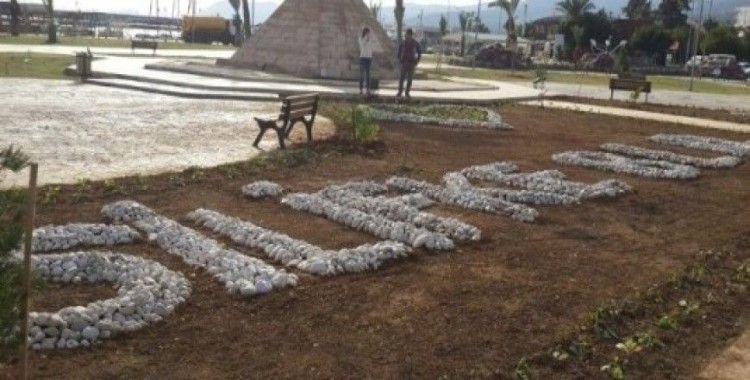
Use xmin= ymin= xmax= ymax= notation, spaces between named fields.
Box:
xmin=600 ymin=143 xmax=741 ymax=169
xmin=552 ymin=151 xmax=700 ymax=180
xmin=649 ymin=134 xmax=750 ymax=157
xmin=369 ymin=105 xmax=512 ymax=130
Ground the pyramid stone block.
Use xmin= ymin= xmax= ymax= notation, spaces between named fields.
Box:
xmin=222 ymin=0 xmax=398 ymax=80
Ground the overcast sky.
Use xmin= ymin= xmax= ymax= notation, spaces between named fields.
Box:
xmin=50 ymin=1 xmax=485 ymax=14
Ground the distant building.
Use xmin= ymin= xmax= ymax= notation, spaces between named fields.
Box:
xmin=737 ymin=6 xmax=750 ymax=29
xmin=528 ymin=16 xmax=563 ymax=40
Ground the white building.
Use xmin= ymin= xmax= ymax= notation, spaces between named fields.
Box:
xmin=736 ymin=6 xmax=750 ymax=29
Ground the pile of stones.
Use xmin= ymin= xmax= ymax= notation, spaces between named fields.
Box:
xmin=102 ymin=201 xmax=299 ymax=297
xmin=386 ymin=176 xmax=539 ymax=223
xmin=242 ymin=181 xmax=285 ymax=199
xmin=443 ymin=172 xmax=580 ymax=206
xmin=650 ymin=134 xmax=750 ymax=157
xmin=460 ymin=162 xmax=632 ymax=200
xmin=369 ymin=105 xmax=512 ymax=130
xmin=600 ymin=143 xmax=741 ymax=169
xmin=552 ymin=151 xmax=701 ymax=180
xmin=281 ymin=193 xmax=455 ymax=251
xmin=189 ymin=208 xmax=410 ymax=276
xmin=31 ymin=224 xmax=141 ymax=253
xmin=28 ymin=251 xmax=190 ymax=350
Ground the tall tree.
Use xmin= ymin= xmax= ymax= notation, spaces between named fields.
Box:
xmin=228 ymin=0 xmax=243 ymax=45
xmin=458 ymin=11 xmax=474 ymax=56
xmin=369 ymin=1 xmax=382 ymax=20
xmin=556 ymin=0 xmax=595 ymax=23
xmin=488 ymin=0 xmax=521 ymax=48
xmin=241 ymin=0 xmax=252 ymax=38
xmin=41 ymin=0 xmax=57 ymax=43
xmin=623 ymin=0 xmax=652 ymax=20
xmin=439 ymin=14 xmax=449 ymax=37
xmin=658 ymin=0 xmax=690 ymax=29
xmin=9 ymin=0 xmax=19 ymax=36
xmin=395 ymin=0 xmax=405 ymax=45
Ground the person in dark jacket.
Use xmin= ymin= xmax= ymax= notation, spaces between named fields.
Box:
xmin=396 ymin=28 xmax=422 ymax=99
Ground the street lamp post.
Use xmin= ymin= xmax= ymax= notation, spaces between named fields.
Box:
xmin=689 ymin=0 xmax=705 ymax=92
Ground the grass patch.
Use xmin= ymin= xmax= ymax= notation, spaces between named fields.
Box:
xmin=0 ymin=52 xmax=74 ymax=79
xmin=438 ymin=67 xmax=750 ymax=96
xmin=0 ymin=34 xmax=234 ymax=50
xmin=376 ymin=104 xmax=488 ymax=122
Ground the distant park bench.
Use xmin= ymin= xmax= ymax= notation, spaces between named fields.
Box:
xmin=131 ymin=40 xmax=158 ymax=55
xmin=610 ymin=73 xmax=651 ymax=102
xmin=254 ymin=93 xmax=320 ymax=149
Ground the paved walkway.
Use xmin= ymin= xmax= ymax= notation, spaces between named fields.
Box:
xmin=0 ymin=78 xmax=333 ymax=189
xmin=0 ymin=43 xmax=233 ymax=59
xmin=520 ymin=100 xmax=750 ymax=134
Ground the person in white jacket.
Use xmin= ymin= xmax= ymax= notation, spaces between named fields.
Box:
xmin=358 ymin=27 xmax=374 ymax=96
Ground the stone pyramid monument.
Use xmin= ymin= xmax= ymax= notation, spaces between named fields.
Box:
xmin=223 ymin=0 xmax=398 ymax=80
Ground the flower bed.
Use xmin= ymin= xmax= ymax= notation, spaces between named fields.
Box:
xmin=386 ymin=176 xmax=539 ymax=223
xmin=101 ymin=201 xmax=298 ymax=297
xmin=242 ymin=181 xmax=284 ymax=199
xmin=649 ymin=134 xmax=750 ymax=157
xmin=369 ymin=104 xmax=512 ymax=130
xmin=600 ymin=143 xmax=741 ymax=169
xmin=28 ymin=251 xmax=190 ymax=350
xmin=281 ymin=193 xmax=455 ymax=251
xmin=31 ymin=224 xmax=141 ymax=253
xmin=460 ymin=162 xmax=632 ymax=199
xmin=552 ymin=151 xmax=700 ymax=180
xmin=188 ymin=209 xmax=410 ymax=276
xmin=319 ymin=186 xmax=481 ymax=241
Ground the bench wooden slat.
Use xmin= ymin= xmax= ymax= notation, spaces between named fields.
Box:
xmin=253 ymin=93 xmax=319 ymax=149
xmin=610 ymin=78 xmax=652 ymax=102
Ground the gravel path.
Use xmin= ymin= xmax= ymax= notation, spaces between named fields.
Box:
xmin=0 ymin=78 xmax=331 ymax=188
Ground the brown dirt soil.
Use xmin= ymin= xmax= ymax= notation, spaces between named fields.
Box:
xmin=3 ymin=104 xmax=750 ymax=379
xmin=557 ymin=96 xmax=750 ymax=124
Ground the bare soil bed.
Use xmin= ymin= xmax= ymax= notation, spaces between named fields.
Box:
xmin=4 ymin=105 xmax=749 ymax=379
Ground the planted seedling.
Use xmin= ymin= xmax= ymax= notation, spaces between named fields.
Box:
xmin=513 ymin=357 xmax=532 ymax=380
xmin=657 ymin=314 xmax=678 ymax=330
xmin=591 ymin=302 xmax=621 ymax=340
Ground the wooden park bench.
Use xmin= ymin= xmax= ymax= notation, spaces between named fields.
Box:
xmin=253 ymin=93 xmax=320 ymax=149
xmin=131 ymin=40 xmax=158 ymax=55
xmin=610 ymin=73 xmax=652 ymax=102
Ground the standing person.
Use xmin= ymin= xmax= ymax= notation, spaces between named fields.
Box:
xmin=358 ymin=27 xmax=374 ymax=96
xmin=396 ymin=28 xmax=422 ymax=100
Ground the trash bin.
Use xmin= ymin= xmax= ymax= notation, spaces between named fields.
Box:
xmin=75 ymin=52 xmax=92 ymax=81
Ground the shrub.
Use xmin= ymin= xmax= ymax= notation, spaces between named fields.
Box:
xmin=350 ymin=105 xmax=381 ymax=143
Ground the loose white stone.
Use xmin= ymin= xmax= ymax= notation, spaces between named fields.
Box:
xmin=241 ymin=181 xmax=284 ymax=199
xmin=649 ymin=134 xmax=750 ymax=157
xmin=600 ymin=143 xmax=741 ymax=169
xmin=189 ymin=208 xmax=411 ymax=276
xmin=552 ymin=151 xmax=700 ymax=180
xmin=101 ymin=201 xmax=298 ymax=296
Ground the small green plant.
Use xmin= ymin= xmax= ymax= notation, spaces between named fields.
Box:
xmin=218 ymin=165 xmax=240 ymax=179
xmin=734 ymin=260 xmax=749 ymax=284
xmin=656 ymin=314 xmax=678 ymax=330
xmin=103 ymin=179 xmax=128 ymax=196
xmin=75 ymin=178 xmax=92 ymax=193
xmin=533 ymin=67 xmax=548 ymax=89
xmin=591 ymin=302 xmax=621 ymax=340
xmin=184 ymin=166 xmax=206 ymax=182
xmin=132 ymin=174 xmax=149 ymax=192
xmin=601 ymin=359 xmax=625 ymax=380
xmin=168 ymin=174 xmax=186 ymax=187
xmin=40 ymin=185 xmax=61 ymax=206
xmin=679 ymin=300 xmax=700 ymax=316
xmin=350 ymin=105 xmax=381 ymax=142
xmin=513 ymin=357 xmax=532 ymax=380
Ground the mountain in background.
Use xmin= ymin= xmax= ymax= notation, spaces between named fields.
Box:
xmin=202 ymin=0 xmax=744 ymax=32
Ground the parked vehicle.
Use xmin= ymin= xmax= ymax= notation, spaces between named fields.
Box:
xmin=739 ymin=62 xmax=750 ymax=76
xmin=182 ymin=16 xmax=235 ymax=45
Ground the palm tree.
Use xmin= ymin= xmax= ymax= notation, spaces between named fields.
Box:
xmin=623 ymin=0 xmax=651 ymax=20
xmin=458 ymin=11 xmax=474 ymax=56
xmin=241 ymin=0 xmax=252 ymax=38
xmin=556 ymin=0 xmax=595 ymax=23
xmin=228 ymin=0 xmax=243 ymax=45
xmin=488 ymin=0 xmax=520 ymax=48
xmin=41 ymin=0 xmax=57 ymax=43
xmin=9 ymin=0 xmax=19 ymax=36
xmin=395 ymin=0 xmax=405 ymax=45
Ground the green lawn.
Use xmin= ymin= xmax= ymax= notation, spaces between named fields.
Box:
xmin=0 ymin=34 xmax=234 ymax=50
xmin=0 ymin=53 xmax=74 ymax=79
xmin=436 ymin=66 xmax=750 ymax=96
